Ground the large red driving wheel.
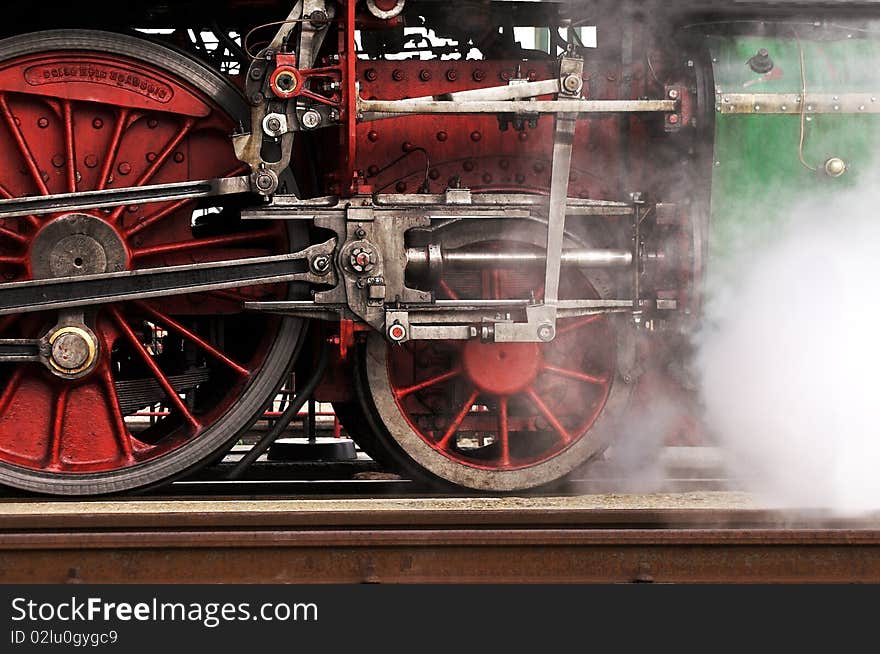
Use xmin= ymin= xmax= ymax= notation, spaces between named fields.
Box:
xmin=0 ymin=31 xmax=304 ymax=494
xmin=358 ymin=221 xmax=635 ymax=491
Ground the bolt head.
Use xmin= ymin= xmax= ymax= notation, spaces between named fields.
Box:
xmin=537 ymin=323 xmax=555 ymax=342
xmin=562 ymin=74 xmax=582 ymax=94
xmin=824 ymin=157 xmax=847 ymax=177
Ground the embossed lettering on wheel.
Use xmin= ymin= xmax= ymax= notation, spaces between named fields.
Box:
xmin=0 ymin=31 xmax=303 ymax=495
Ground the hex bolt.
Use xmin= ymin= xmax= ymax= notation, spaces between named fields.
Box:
xmin=349 ymin=246 xmax=376 ymax=273
xmin=300 ymin=109 xmax=322 ymax=129
xmin=266 ymin=116 xmax=283 ymax=133
xmin=668 ymin=88 xmax=680 ymax=100
xmin=254 ymin=171 xmax=276 ymax=193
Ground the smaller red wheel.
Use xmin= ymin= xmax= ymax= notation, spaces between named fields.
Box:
xmin=358 ymin=224 xmax=635 ymax=491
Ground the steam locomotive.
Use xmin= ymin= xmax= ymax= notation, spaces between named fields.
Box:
xmin=0 ymin=0 xmax=870 ymax=494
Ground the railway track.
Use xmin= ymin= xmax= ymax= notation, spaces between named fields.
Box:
xmin=1 ymin=491 xmax=879 ymax=583
xmin=1 ymin=449 xmax=874 ymax=583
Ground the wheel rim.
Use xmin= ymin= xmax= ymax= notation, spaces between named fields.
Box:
xmin=0 ymin=31 xmax=298 ymax=490
xmin=362 ymin=224 xmax=634 ymax=490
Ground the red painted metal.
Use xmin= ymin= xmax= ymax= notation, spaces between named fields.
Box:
xmin=346 ymin=58 xmax=646 ymax=198
xmin=0 ymin=48 xmax=288 ymax=474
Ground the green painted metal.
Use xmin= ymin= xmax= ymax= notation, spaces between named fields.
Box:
xmin=707 ymin=33 xmax=880 ymax=267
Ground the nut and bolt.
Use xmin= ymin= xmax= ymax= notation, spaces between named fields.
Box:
xmin=254 ymin=171 xmax=277 ymax=193
xmin=349 ymin=246 xmax=376 ymax=273
xmin=310 ymin=255 xmax=332 ymax=275
xmin=562 ymin=73 xmax=583 ymax=94
xmin=266 ymin=116 xmax=283 ymax=133
xmin=537 ymin=323 xmax=556 ymax=342
xmin=668 ymin=88 xmax=680 ymax=100
xmin=301 ymin=109 xmax=322 ymax=130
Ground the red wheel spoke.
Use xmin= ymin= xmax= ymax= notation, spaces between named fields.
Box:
xmin=126 ymin=164 xmax=249 ymax=238
xmin=126 ymin=198 xmax=195 ymax=237
xmin=46 ymin=387 xmax=68 ymax=468
xmin=394 ymin=368 xmax=461 ymax=400
xmin=136 ymin=302 xmax=250 ymax=378
xmin=97 ymin=107 xmax=131 ymax=191
xmin=0 ymin=255 xmax=24 ymax=266
xmin=0 ymin=367 xmax=24 ymax=414
xmin=207 ymin=289 xmax=248 ymax=304
xmin=131 ymin=228 xmax=276 ymax=259
xmin=438 ymin=279 xmax=460 ymax=300
xmin=109 ymin=117 xmax=196 ymax=222
xmin=100 ymin=367 xmax=134 ymax=460
xmin=62 ymin=100 xmax=77 ymax=193
xmin=557 ymin=314 xmax=604 ymax=337
xmin=0 ymin=93 xmax=49 ymax=195
xmin=542 ymin=363 xmax=607 ymax=386
xmin=109 ymin=306 xmax=201 ymax=430
xmin=436 ymin=389 xmax=480 ymax=449
xmin=526 ymin=387 xmax=572 ymax=444
xmin=0 ymin=225 xmax=27 ymax=245
xmin=498 ymin=396 xmax=511 ymax=467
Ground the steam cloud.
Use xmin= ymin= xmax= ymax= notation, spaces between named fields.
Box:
xmin=697 ymin=180 xmax=880 ymax=514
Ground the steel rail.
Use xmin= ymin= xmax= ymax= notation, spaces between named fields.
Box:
xmin=0 ymin=505 xmax=878 ymax=583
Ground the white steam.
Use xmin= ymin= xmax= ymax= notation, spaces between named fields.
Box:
xmin=698 ymin=182 xmax=880 ymax=514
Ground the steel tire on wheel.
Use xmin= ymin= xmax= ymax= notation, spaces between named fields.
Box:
xmin=0 ymin=30 xmax=306 ymax=495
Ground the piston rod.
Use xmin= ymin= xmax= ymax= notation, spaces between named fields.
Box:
xmin=406 ymin=247 xmax=634 ymax=270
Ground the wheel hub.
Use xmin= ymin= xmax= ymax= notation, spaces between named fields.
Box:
xmin=45 ymin=325 xmax=99 ymax=376
xmin=462 ymin=340 xmax=542 ymax=395
xmin=30 ymin=213 xmax=128 ymax=279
